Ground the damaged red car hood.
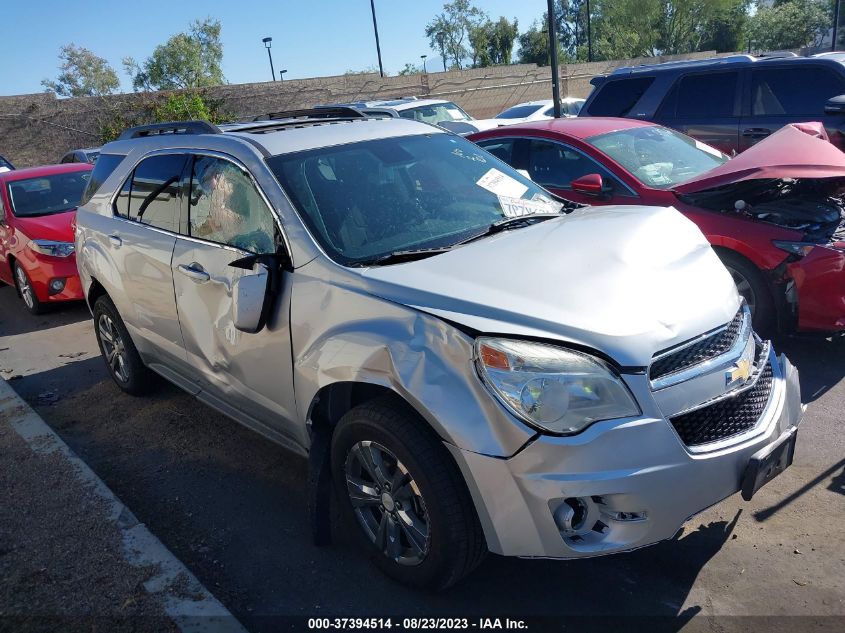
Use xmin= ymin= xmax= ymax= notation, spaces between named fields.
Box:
xmin=673 ymin=123 xmax=845 ymax=194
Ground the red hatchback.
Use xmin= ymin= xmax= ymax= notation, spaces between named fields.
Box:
xmin=470 ymin=118 xmax=845 ymax=334
xmin=0 ymin=163 xmax=92 ymax=314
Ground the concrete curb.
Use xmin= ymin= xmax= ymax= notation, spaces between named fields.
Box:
xmin=0 ymin=377 xmax=249 ymax=633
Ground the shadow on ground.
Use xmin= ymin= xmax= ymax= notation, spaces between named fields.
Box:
xmin=0 ymin=286 xmax=89 ymax=337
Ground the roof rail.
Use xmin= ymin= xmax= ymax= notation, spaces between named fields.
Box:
xmin=610 ymin=54 xmax=755 ymax=75
xmin=757 ymin=51 xmax=799 ymax=58
xmin=252 ymin=106 xmax=366 ymax=122
xmin=117 ymin=120 xmax=220 ymax=140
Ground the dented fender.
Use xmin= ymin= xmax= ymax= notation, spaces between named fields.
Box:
xmin=290 ymin=259 xmax=536 ymax=458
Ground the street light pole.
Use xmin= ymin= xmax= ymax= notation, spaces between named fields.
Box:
xmin=421 ymin=54 xmax=427 ymax=74
xmin=834 ymin=0 xmax=841 ymax=53
xmin=262 ymin=37 xmax=276 ymax=81
xmin=370 ymin=0 xmax=385 ymax=78
xmin=586 ymin=0 xmax=593 ymax=62
xmin=279 ymin=70 xmax=288 ymax=80
xmin=547 ymin=0 xmax=562 ymax=118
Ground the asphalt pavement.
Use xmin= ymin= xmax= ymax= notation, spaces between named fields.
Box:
xmin=0 ymin=283 xmax=843 ymax=632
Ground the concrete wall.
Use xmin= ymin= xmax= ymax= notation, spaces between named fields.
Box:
xmin=0 ymin=51 xmax=720 ymax=167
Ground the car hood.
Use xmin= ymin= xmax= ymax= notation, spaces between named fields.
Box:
xmin=12 ymin=210 xmax=76 ymax=242
xmin=360 ymin=205 xmax=739 ymax=367
xmin=674 ymin=122 xmax=845 ymax=194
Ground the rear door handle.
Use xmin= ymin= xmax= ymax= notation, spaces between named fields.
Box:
xmin=108 ymin=234 xmax=122 ymax=248
xmin=177 ymin=263 xmax=210 ymax=283
xmin=742 ymin=128 xmax=771 ymax=139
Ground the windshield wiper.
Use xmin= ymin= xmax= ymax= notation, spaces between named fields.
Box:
xmin=353 ymin=246 xmax=455 ymax=267
xmin=458 ymin=213 xmax=561 ymax=245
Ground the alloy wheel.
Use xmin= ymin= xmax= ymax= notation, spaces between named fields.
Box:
xmin=728 ymin=266 xmax=756 ymax=318
xmin=344 ymin=440 xmax=430 ymax=566
xmin=98 ymin=314 xmax=129 ymax=383
xmin=15 ymin=266 xmax=34 ymax=310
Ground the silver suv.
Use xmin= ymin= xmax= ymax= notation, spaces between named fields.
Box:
xmin=75 ymin=109 xmax=804 ymax=589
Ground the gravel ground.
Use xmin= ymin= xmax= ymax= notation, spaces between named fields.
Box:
xmin=0 ymin=417 xmax=178 ymax=633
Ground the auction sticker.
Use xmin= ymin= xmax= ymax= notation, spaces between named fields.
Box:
xmin=476 ymin=168 xmax=529 ymax=198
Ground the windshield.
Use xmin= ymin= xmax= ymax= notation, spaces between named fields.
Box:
xmin=398 ymin=102 xmax=473 ymax=125
xmin=6 ymin=171 xmax=90 ymax=217
xmin=496 ymin=104 xmax=544 ymax=120
xmin=561 ymin=99 xmax=585 ymax=116
xmin=587 ymin=126 xmax=728 ymax=189
xmin=267 ymin=133 xmax=562 ymax=266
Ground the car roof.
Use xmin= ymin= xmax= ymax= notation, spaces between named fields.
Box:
xmin=0 ymin=162 xmax=92 ymax=182
xmin=607 ymin=52 xmax=845 ymax=78
xmin=477 ymin=116 xmax=655 ymax=140
xmin=102 ymin=116 xmax=444 ymax=158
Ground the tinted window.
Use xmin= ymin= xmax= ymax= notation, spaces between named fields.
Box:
xmin=6 ymin=171 xmax=90 ymax=217
xmin=114 ymin=154 xmax=187 ymax=232
xmin=267 ymin=134 xmax=561 ymax=266
xmin=526 ymin=139 xmax=631 ymax=195
xmin=80 ymin=153 xmax=123 ymax=206
xmin=673 ymin=72 xmax=738 ymax=118
xmin=398 ymin=102 xmax=472 ymax=125
xmin=187 ymin=156 xmax=278 ymax=254
xmin=495 ymin=105 xmax=544 ymax=120
xmin=476 ymin=138 xmax=517 ymax=163
xmin=751 ymin=66 xmax=845 ymax=116
xmin=586 ymin=77 xmax=654 ymax=117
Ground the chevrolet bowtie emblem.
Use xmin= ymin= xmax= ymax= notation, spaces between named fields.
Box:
xmin=726 ymin=359 xmax=753 ymax=386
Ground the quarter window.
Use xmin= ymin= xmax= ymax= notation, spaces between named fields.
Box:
xmin=187 ymin=156 xmax=277 ymax=255
xmin=80 ymin=153 xmax=123 ymax=206
xmin=751 ymin=66 xmax=845 ymax=116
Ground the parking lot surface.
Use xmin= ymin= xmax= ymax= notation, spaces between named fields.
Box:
xmin=1 ymin=284 xmax=843 ymax=632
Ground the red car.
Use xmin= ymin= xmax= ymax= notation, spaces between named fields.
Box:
xmin=0 ymin=163 xmax=92 ymax=314
xmin=469 ymin=118 xmax=845 ymax=334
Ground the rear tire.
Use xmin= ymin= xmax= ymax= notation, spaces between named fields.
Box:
xmin=718 ymin=250 xmax=775 ymax=335
xmin=92 ymin=295 xmax=156 ymax=395
xmin=13 ymin=262 xmax=44 ymax=315
xmin=331 ymin=396 xmax=486 ymax=590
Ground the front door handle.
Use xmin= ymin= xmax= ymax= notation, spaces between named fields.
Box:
xmin=108 ymin=234 xmax=122 ymax=248
xmin=177 ymin=263 xmax=210 ymax=283
xmin=742 ymin=128 xmax=771 ymax=139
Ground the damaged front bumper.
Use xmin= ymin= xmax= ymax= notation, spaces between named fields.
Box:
xmin=447 ymin=351 xmax=803 ymax=559
xmin=780 ymin=245 xmax=845 ymax=331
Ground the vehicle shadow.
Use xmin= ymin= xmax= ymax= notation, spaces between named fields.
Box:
xmin=7 ymin=356 xmax=107 ymax=405
xmin=771 ymin=333 xmax=845 ymax=403
xmin=20 ymin=371 xmax=741 ymax=633
xmin=0 ymin=285 xmax=90 ymax=338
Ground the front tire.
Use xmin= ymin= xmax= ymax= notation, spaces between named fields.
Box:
xmin=92 ymin=295 xmax=156 ymax=395
xmin=13 ymin=262 xmax=44 ymax=315
xmin=718 ymin=250 xmax=775 ymax=335
xmin=331 ymin=396 xmax=486 ymax=590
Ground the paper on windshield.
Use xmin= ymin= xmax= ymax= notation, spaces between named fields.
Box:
xmin=498 ymin=195 xmax=560 ymax=218
xmin=695 ymin=140 xmax=723 ymax=158
xmin=476 ymin=168 xmax=529 ymax=198
xmin=446 ymin=108 xmax=466 ymax=120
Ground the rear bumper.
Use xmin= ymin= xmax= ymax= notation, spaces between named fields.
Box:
xmin=449 ymin=352 xmax=803 ymax=559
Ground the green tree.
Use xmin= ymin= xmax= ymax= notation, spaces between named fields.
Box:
xmin=41 ymin=44 xmax=120 ymax=97
xmin=468 ymin=18 xmax=494 ymax=67
xmin=123 ymin=18 xmax=225 ymax=91
xmin=517 ymin=19 xmax=565 ymax=66
xmin=488 ymin=17 xmax=520 ymax=64
xmin=425 ymin=0 xmax=483 ymax=70
xmin=747 ymin=0 xmax=831 ymax=51
xmin=397 ymin=63 xmax=421 ymax=75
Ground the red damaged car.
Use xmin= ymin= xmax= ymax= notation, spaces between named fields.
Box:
xmin=0 ymin=163 xmax=92 ymax=314
xmin=470 ymin=119 xmax=845 ymax=334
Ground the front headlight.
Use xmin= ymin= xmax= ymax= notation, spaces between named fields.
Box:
xmin=474 ymin=337 xmax=640 ymax=435
xmin=28 ymin=240 xmax=75 ymax=258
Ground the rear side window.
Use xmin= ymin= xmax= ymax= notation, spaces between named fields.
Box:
xmin=659 ymin=72 xmax=739 ymax=119
xmin=751 ymin=66 xmax=845 ymax=116
xmin=525 ymin=139 xmax=631 ymax=195
xmin=80 ymin=153 xmax=123 ymax=206
xmin=586 ymin=77 xmax=654 ymax=117
xmin=476 ymin=138 xmax=517 ymax=164
xmin=113 ymin=154 xmax=188 ymax=233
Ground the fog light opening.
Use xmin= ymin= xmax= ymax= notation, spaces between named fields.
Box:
xmin=48 ymin=278 xmax=66 ymax=296
xmin=554 ymin=497 xmax=589 ymax=535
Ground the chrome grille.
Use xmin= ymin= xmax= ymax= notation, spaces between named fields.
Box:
xmin=650 ymin=307 xmax=746 ymax=386
xmin=669 ymin=360 xmax=774 ymax=447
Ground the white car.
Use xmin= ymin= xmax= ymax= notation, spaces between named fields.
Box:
xmin=325 ymin=97 xmax=499 ymax=134
xmin=473 ymin=98 xmax=587 ymax=130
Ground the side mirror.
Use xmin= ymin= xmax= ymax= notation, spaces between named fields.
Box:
xmin=825 ymin=95 xmax=845 ymax=114
xmin=570 ymin=173 xmax=609 ymax=197
xmin=233 ymin=264 xmax=269 ymax=333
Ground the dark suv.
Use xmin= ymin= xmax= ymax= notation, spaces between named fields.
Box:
xmin=580 ymin=53 xmax=845 ymax=154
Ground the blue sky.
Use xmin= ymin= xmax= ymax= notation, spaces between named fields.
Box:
xmin=0 ymin=1 xmax=549 ymax=96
